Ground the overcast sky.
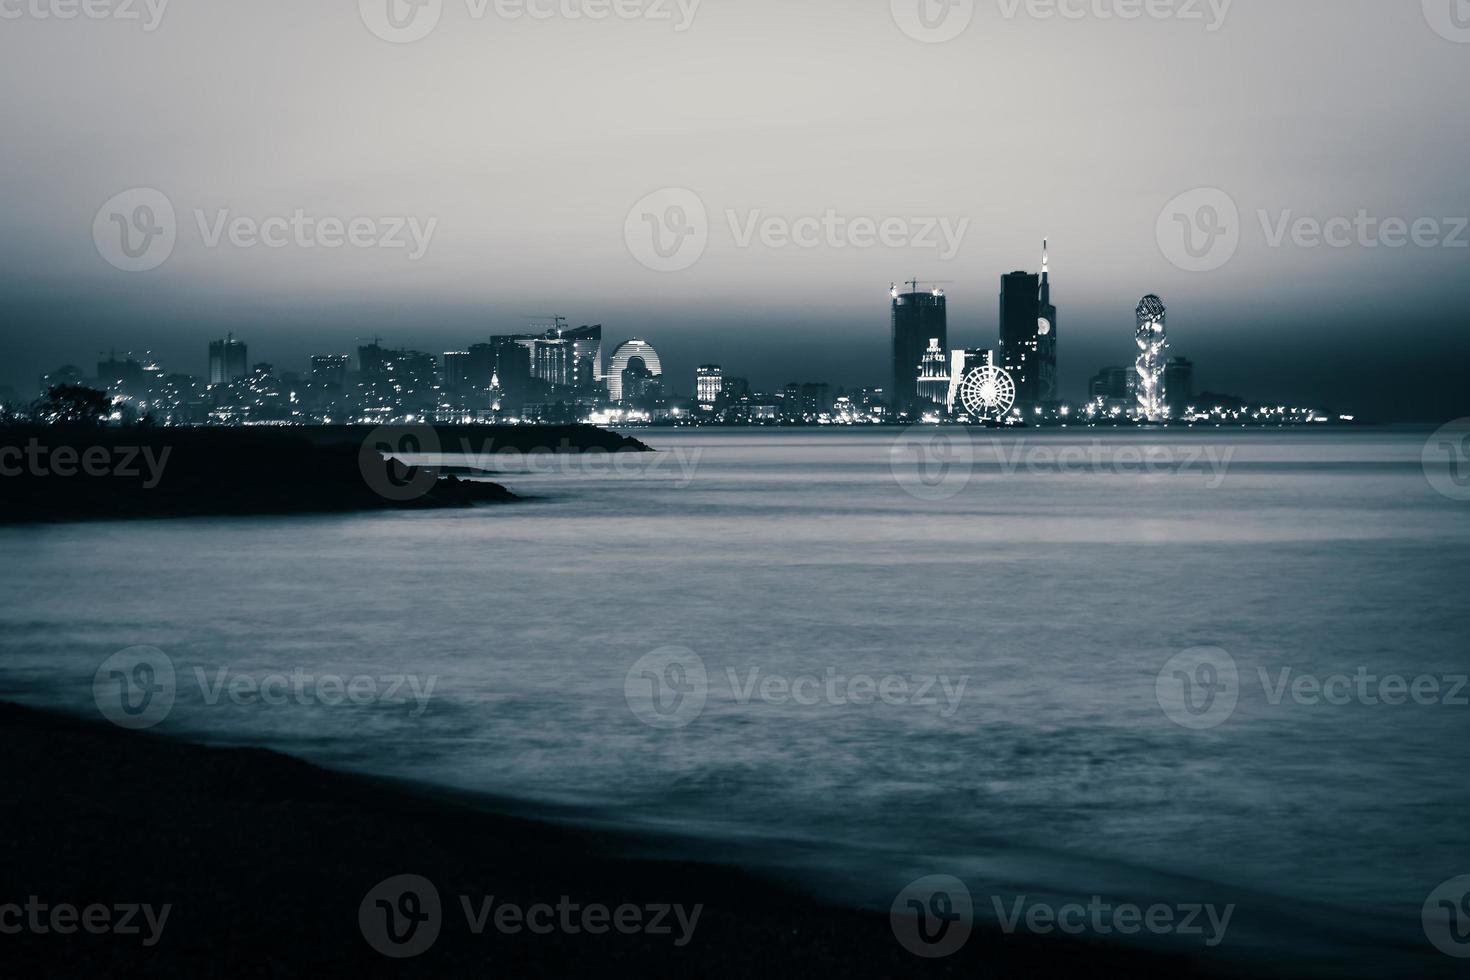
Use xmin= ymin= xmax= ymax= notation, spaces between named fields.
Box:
xmin=2 ymin=0 xmax=1467 ymax=418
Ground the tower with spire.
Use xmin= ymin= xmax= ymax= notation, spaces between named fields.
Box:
xmin=1037 ymin=239 xmax=1059 ymax=404
xmin=488 ymin=369 xmax=503 ymax=417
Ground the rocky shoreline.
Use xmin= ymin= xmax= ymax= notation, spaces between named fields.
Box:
xmin=0 ymin=424 xmax=648 ymax=523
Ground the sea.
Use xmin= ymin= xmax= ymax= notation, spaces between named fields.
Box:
xmin=1 ymin=427 xmax=1466 ymax=976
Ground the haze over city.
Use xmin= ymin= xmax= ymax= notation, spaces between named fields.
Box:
xmin=3 ymin=0 xmax=1468 ymax=420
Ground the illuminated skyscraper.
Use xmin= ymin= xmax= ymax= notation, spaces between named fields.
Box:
xmin=208 ymin=335 xmax=248 ymax=384
xmin=564 ymin=324 xmax=603 ymax=393
xmin=526 ymin=338 xmax=572 ymax=388
xmin=309 ymin=354 xmax=349 ymax=389
xmin=1135 ymin=295 xmax=1169 ymax=420
xmin=999 ymin=272 xmax=1040 ymax=408
xmin=916 ymin=338 xmax=950 ymax=411
xmin=442 ymin=351 xmax=472 ymax=391
xmin=489 ymin=336 xmax=532 ymax=402
xmin=1038 ymin=240 xmax=1058 ymax=404
xmin=696 ymin=365 xmax=723 ymax=410
xmin=607 ymin=339 xmax=663 ymax=403
xmin=890 ymin=284 xmax=947 ymax=418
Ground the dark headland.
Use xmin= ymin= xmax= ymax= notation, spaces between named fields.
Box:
xmin=0 ymin=424 xmax=650 ymax=523
xmin=0 ymin=701 xmax=1237 ymax=978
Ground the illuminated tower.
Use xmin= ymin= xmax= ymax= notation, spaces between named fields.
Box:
xmin=208 ymin=334 xmax=248 ymax=385
xmin=488 ymin=369 xmax=503 ymax=415
xmin=1135 ymin=295 xmax=1169 ymax=421
xmin=1037 ymin=240 xmax=1058 ymax=404
xmin=696 ymin=365 xmax=723 ymax=411
xmin=916 ymin=338 xmax=950 ymax=412
xmin=999 ymin=271 xmax=1040 ymax=407
xmin=890 ymin=283 xmax=948 ymax=419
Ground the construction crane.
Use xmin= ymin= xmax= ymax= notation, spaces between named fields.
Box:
xmin=890 ymin=279 xmax=955 ymax=298
xmin=525 ymin=315 xmax=569 ymax=335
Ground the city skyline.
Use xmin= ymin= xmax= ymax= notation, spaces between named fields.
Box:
xmin=7 ymin=231 xmax=1466 ymax=420
xmin=3 ymin=1 xmax=1468 ymax=420
xmin=10 ymin=252 xmax=1363 ymax=424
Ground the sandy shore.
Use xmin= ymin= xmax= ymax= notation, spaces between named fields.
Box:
xmin=0 ymin=701 xmax=1232 ymax=977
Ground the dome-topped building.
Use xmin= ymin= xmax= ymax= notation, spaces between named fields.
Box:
xmin=606 ymin=339 xmax=663 ymax=403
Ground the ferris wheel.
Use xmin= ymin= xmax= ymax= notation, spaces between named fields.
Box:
xmin=958 ymin=365 xmax=1016 ymax=421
